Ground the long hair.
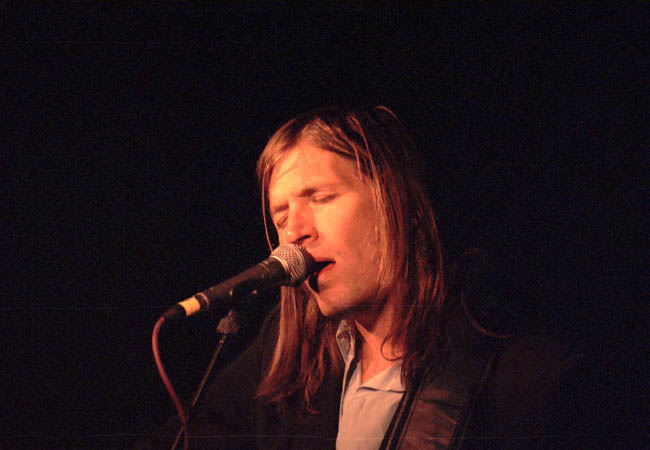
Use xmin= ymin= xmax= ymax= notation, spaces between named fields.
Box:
xmin=255 ymin=106 xmax=447 ymax=414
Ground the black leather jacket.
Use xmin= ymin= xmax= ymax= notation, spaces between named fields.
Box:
xmin=138 ymin=305 xmax=618 ymax=450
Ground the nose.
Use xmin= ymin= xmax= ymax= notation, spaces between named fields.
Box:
xmin=284 ymin=204 xmax=317 ymax=245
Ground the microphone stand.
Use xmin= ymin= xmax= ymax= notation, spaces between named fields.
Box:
xmin=169 ymin=309 xmax=240 ymax=450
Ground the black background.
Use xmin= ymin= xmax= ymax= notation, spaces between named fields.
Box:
xmin=4 ymin=3 xmax=647 ymax=449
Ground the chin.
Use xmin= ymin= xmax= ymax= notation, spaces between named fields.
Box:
xmin=315 ymin=299 xmax=339 ymax=318
xmin=313 ymin=293 xmax=346 ymax=318
xmin=315 ymin=297 xmax=365 ymax=320
xmin=310 ymin=286 xmax=363 ymax=318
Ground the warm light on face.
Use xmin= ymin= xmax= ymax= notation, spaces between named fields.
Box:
xmin=267 ymin=143 xmax=382 ymax=317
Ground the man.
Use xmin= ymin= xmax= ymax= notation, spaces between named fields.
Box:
xmin=254 ymin=105 xmax=447 ymax=449
xmin=141 ymin=106 xmax=608 ymax=449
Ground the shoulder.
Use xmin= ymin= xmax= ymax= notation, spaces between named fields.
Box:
xmin=258 ymin=302 xmax=281 ymax=358
xmin=492 ymin=327 xmax=592 ymax=387
xmin=232 ymin=302 xmax=281 ymax=370
xmin=260 ymin=302 xmax=281 ymax=333
xmin=469 ymin=327 xmax=616 ymax=449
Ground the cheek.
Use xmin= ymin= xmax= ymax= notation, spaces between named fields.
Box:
xmin=355 ymin=200 xmax=380 ymax=242
xmin=319 ymin=204 xmax=364 ymax=243
xmin=344 ymin=209 xmax=380 ymax=256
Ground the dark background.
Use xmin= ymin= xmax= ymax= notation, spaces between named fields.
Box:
xmin=4 ymin=3 xmax=647 ymax=449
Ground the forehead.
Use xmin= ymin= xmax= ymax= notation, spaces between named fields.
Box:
xmin=267 ymin=143 xmax=361 ymax=203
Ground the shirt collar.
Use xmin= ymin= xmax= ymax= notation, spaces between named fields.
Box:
xmin=335 ymin=319 xmax=405 ymax=393
xmin=336 ymin=319 xmax=356 ymax=365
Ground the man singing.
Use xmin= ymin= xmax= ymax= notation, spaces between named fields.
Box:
xmin=141 ymin=106 xmax=603 ymax=449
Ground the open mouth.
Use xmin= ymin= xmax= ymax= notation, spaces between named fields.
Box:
xmin=308 ymin=261 xmax=333 ymax=291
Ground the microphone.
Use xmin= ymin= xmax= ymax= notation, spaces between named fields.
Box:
xmin=162 ymin=244 xmax=314 ymax=322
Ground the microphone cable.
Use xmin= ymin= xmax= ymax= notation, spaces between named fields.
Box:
xmin=152 ymin=315 xmax=189 ymax=450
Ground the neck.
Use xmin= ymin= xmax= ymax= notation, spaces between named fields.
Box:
xmin=352 ymin=295 xmax=404 ymax=383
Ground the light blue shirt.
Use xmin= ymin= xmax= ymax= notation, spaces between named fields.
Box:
xmin=335 ymin=320 xmax=405 ymax=450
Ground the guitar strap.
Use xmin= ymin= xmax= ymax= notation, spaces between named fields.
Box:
xmin=378 ymin=348 xmax=498 ymax=450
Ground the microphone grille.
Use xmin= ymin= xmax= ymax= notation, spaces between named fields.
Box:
xmin=271 ymin=244 xmax=314 ymax=286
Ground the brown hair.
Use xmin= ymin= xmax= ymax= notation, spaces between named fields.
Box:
xmin=256 ymin=106 xmax=447 ymax=414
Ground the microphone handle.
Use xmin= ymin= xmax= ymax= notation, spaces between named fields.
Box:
xmin=163 ymin=257 xmax=287 ymax=322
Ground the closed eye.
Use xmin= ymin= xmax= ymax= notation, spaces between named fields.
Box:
xmin=275 ymin=215 xmax=288 ymax=229
xmin=312 ymin=194 xmax=337 ymax=204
